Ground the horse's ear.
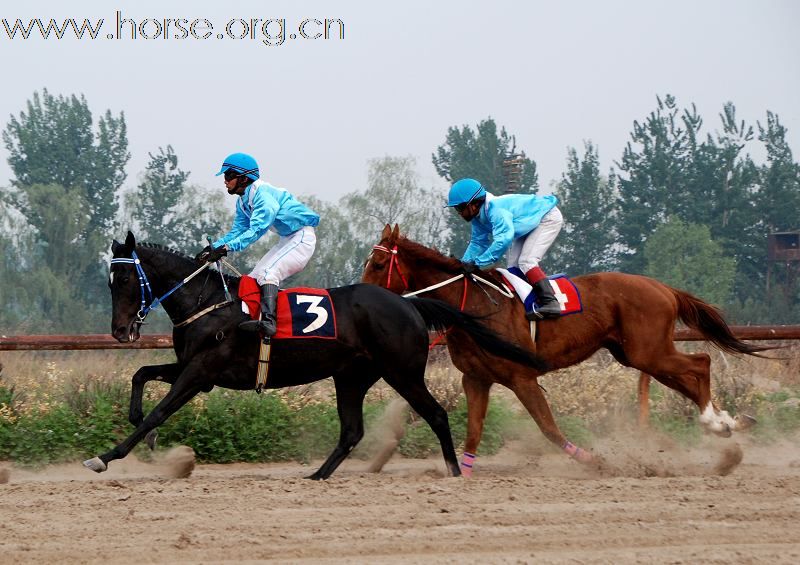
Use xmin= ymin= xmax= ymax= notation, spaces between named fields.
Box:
xmin=380 ymin=224 xmax=392 ymax=240
xmin=391 ymin=224 xmax=400 ymax=239
xmin=125 ymin=231 xmax=136 ymax=249
xmin=111 ymin=239 xmax=121 ymax=254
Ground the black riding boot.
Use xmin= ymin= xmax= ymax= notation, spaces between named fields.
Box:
xmin=239 ymin=283 xmax=279 ymax=337
xmin=528 ymin=279 xmax=562 ymax=320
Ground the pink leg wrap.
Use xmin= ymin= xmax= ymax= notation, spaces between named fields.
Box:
xmin=461 ymin=452 xmax=476 ymax=477
xmin=563 ymin=441 xmax=592 ymax=463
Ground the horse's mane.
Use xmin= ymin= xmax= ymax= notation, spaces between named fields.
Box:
xmin=138 ymin=242 xmax=241 ymax=283
xmin=396 ymin=236 xmax=463 ymax=273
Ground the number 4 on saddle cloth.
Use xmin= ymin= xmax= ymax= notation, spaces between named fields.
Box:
xmin=497 ymin=267 xmax=583 ymax=318
xmin=238 ymin=276 xmax=337 ymax=339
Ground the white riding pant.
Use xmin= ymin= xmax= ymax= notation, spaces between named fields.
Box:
xmin=507 ymin=207 xmax=563 ymax=273
xmin=250 ymin=226 xmax=316 ymax=286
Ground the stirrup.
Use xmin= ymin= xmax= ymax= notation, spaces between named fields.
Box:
xmin=525 ymin=309 xmax=543 ymax=321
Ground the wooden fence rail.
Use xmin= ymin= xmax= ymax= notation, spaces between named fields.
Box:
xmin=2 ymin=326 xmax=798 ymax=426
xmin=2 ymin=325 xmax=800 ymax=351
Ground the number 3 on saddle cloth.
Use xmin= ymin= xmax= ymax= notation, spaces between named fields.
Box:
xmin=238 ymin=276 xmax=337 ymax=339
xmin=497 ymin=267 xmax=583 ymax=318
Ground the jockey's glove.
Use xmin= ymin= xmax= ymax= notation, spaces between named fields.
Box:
xmin=461 ymin=261 xmax=478 ymax=274
xmin=195 ymin=245 xmax=212 ymax=262
xmin=196 ymin=245 xmax=228 ymax=263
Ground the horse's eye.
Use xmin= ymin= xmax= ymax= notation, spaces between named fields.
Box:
xmin=372 ymin=263 xmax=385 ymax=271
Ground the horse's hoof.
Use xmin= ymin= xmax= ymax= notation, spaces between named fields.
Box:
xmin=734 ymin=414 xmax=757 ymax=431
xmin=145 ymin=429 xmax=158 ymax=451
xmin=83 ymin=457 xmax=107 ymax=473
xmin=712 ymin=423 xmax=733 ymax=438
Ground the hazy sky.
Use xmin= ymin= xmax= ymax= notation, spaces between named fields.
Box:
xmin=1 ymin=0 xmax=798 ymax=203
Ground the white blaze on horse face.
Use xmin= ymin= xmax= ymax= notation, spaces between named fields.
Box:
xmin=109 ymin=271 xmax=115 ymax=285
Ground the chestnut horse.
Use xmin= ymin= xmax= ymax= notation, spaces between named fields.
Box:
xmin=362 ymin=225 xmax=771 ymax=474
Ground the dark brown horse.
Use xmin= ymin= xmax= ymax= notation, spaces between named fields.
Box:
xmin=362 ymin=225 xmax=772 ymax=474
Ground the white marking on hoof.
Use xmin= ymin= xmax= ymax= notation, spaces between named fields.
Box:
xmin=699 ymin=403 xmax=736 ymax=437
xmin=83 ymin=457 xmax=107 ymax=473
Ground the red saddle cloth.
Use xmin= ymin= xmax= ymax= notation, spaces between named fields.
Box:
xmin=238 ymin=277 xmax=337 ymax=339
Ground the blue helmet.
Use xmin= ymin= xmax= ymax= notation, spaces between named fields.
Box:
xmin=216 ymin=153 xmax=260 ymax=181
xmin=447 ymin=178 xmax=486 ymax=207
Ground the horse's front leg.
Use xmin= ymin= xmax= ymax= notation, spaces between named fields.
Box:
xmin=509 ymin=374 xmax=593 ymax=464
xmin=128 ymin=363 xmax=182 ymax=450
xmin=84 ymin=369 xmax=204 ymax=473
xmin=460 ymin=372 xmax=492 ymax=477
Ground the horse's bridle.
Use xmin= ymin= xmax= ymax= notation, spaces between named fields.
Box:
xmin=110 ymin=250 xmax=229 ymax=327
xmin=371 ymin=245 xmax=409 ymax=293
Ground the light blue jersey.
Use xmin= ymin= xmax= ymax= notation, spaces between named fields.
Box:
xmin=213 ymin=179 xmax=320 ymax=252
xmin=462 ymin=193 xmax=558 ymax=267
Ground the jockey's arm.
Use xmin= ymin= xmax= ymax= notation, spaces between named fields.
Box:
xmin=214 ymin=190 xmax=280 ymax=252
xmin=462 ymin=223 xmax=491 ymax=264
xmin=474 ymin=207 xmax=514 ymax=267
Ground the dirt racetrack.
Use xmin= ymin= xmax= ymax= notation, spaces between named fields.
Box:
xmin=2 ymin=435 xmax=800 ymax=565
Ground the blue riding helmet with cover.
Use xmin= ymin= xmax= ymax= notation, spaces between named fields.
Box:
xmin=447 ymin=178 xmax=487 ymax=207
xmin=216 ymin=152 xmax=260 ymax=181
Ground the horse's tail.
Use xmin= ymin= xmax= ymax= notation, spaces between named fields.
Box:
xmin=408 ymin=297 xmax=549 ymax=372
xmin=671 ymin=288 xmax=775 ymax=357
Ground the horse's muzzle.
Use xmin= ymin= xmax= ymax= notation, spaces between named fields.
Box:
xmin=112 ymin=321 xmax=141 ymax=343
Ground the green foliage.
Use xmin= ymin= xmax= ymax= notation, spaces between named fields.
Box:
xmin=432 ymin=117 xmax=538 ymax=257
xmin=3 ymin=88 xmax=129 ymax=241
xmin=128 ymin=145 xmax=189 ymax=247
xmin=551 ymin=141 xmax=618 ymax=274
xmin=398 ymin=397 xmax=517 ymax=458
xmin=0 ymin=385 xmax=519 ymax=467
xmin=344 ymin=155 xmax=449 ymax=250
xmin=1 ymin=89 xmax=130 ymax=331
xmin=757 ymin=112 xmax=800 ymax=234
xmin=644 ymin=217 xmax=736 ymax=304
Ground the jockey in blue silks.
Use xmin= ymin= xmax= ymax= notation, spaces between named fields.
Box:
xmin=446 ymin=178 xmax=564 ymax=319
xmin=196 ymin=152 xmax=320 ymax=337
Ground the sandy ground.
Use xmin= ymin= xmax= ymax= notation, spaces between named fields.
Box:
xmin=1 ymin=435 xmax=800 ymax=565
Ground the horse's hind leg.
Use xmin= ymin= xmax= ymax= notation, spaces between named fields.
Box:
xmin=509 ymin=374 xmax=593 ymax=463
xmin=307 ymin=369 xmax=380 ymax=480
xmin=383 ymin=367 xmax=461 ymax=477
xmin=625 ymin=345 xmax=741 ymax=436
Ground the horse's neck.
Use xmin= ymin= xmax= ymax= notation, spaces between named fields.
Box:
xmin=406 ymin=255 xmax=466 ymax=302
xmin=139 ymin=249 xmax=221 ymax=319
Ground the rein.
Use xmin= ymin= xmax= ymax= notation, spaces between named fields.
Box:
xmin=370 ymin=245 xmax=514 ymax=300
xmin=372 ymin=244 xmax=514 ymax=350
xmin=110 ymin=250 xmax=232 ymax=328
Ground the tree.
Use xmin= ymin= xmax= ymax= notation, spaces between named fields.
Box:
xmin=127 ymin=145 xmax=190 ymax=247
xmin=2 ymin=89 xmax=129 ymax=241
xmin=644 ymin=217 xmax=736 ymax=306
xmin=551 ymin=142 xmax=618 ymax=274
xmin=286 ymin=196 xmax=366 ymax=288
xmin=432 ymin=117 xmax=538 ymax=257
xmin=344 ymin=156 xmax=448 ymax=251
xmin=2 ymin=89 xmax=129 ymax=316
xmin=615 ymin=95 xmax=699 ymax=273
xmin=757 ymin=111 xmax=800 ymax=234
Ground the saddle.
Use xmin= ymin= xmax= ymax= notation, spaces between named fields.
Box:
xmin=238 ymin=276 xmax=337 ymax=340
xmin=496 ymin=268 xmax=583 ymax=318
